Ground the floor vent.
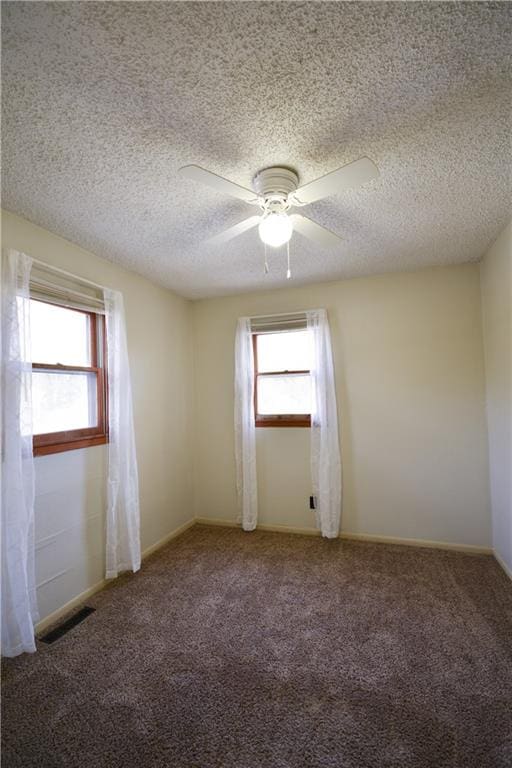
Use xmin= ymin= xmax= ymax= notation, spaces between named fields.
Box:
xmin=39 ymin=606 xmax=96 ymax=644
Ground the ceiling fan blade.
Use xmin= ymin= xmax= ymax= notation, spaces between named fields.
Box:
xmin=208 ymin=215 xmax=261 ymax=246
xmin=290 ymin=214 xmax=342 ymax=248
xmin=293 ymin=157 xmax=379 ymax=205
xmin=179 ymin=165 xmax=259 ymax=204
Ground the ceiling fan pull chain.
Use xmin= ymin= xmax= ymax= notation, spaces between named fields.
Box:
xmin=264 ymin=243 xmax=269 ymax=275
xmin=286 ymin=241 xmax=291 ymax=280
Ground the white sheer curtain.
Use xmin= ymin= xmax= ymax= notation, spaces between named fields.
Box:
xmin=1 ymin=250 xmax=38 ymax=656
xmin=234 ymin=317 xmax=257 ymax=531
xmin=104 ymin=288 xmax=141 ymax=578
xmin=307 ymin=309 xmax=342 ymax=538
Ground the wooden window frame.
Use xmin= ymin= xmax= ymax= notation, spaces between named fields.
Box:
xmin=253 ymin=333 xmax=311 ymax=428
xmin=32 ymin=301 xmax=108 ymax=456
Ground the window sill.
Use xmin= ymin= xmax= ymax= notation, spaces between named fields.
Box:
xmin=33 ymin=434 xmax=108 ymax=457
xmin=255 ymin=417 xmax=311 ymax=428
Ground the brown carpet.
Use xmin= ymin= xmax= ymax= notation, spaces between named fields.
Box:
xmin=2 ymin=524 xmax=512 ymax=768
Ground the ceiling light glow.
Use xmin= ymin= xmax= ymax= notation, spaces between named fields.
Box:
xmin=258 ymin=213 xmax=293 ymax=248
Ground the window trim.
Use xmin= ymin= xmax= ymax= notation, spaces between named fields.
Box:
xmin=252 ymin=333 xmax=311 ymax=428
xmin=31 ymin=303 xmax=109 ymax=456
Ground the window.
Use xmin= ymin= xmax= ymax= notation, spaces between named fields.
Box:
xmin=253 ymin=328 xmax=312 ymax=427
xmin=31 ymin=299 xmax=108 ymax=456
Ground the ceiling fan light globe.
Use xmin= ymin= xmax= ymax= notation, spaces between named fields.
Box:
xmin=258 ymin=213 xmax=293 ymax=248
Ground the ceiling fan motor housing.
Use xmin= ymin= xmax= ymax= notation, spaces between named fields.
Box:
xmin=253 ymin=167 xmax=299 ymax=213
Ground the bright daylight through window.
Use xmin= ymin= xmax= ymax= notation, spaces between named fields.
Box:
xmin=30 ymin=299 xmax=108 ymax=455
xmin=253 ymin=329 xmax=312 ymax=427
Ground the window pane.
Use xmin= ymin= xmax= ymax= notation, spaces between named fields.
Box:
xmin=257 ymin=374 xmax=311 ymax=415
xmin=257 ymin=330 xmax=312 ymax=373
xmin=30 ymin=301 xmax=91 ymax=366
xmin=32 ymin=370 xmax=97 ymax=434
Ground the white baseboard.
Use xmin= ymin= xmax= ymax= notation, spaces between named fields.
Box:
xmin=141 ymin=518 xmax=196 ymax=558
xmin=339 ymin=531 xmax=492 ymax=555
xmin=36 ymin=517 xmax=196 ymax=635
xmin=258 ymin=522 xmax=321 ymax=536
xmin=195 ymin=517 xmax=239 ymax=529
xmin=494 ymin=550 xmax=512 ymax=580
xmin=195 ymin=517 xmax=320 ymax=536
xmin=194 ymin=517 xmax=492 ymax=554
xmin=36 ymin=578 xmax=108 ymax=634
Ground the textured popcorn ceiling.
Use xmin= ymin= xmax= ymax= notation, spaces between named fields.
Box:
xmin=2 ymin=2 xmax=511 ymax=298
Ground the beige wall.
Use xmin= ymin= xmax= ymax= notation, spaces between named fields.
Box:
xmin=1 ymin=208 xmax=500 ymax=625
xmin=2 ymin=210 xmax=195 ymax=622
xmin=193 ymin=264 xmax=491 ymax=547
xmin=480 ymin=222 xmax=512 ymax=574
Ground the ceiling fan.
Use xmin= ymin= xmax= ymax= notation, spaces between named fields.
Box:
xmin=179 ymin=157 xmax=379 ymax=250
